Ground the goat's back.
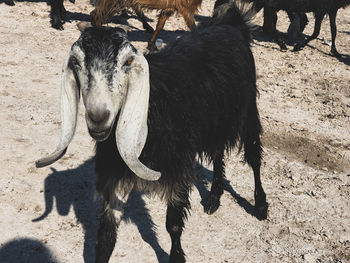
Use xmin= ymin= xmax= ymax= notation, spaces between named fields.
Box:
xmin=144 ymin=24 xmax=257 ymax=171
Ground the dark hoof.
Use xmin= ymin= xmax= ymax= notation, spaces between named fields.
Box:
xmin=169 ymin=249 xmax=185 ymax=263
xmin=52 ymin=22 xmax=64 ymax=30
xmin=293 ymin=44 xmax=303 ymax=52
xmin=331 ymin=48 xmax=341 ymax=58
xmin=5 ymin=0 xmax=15 ymax=6
xmin=280 ymin=44 xmax=287 ymax=51
xmin=255 ymin=201 xmax=268 ymax=220
xmin=204 ymin=194 xmax=221 ymax=215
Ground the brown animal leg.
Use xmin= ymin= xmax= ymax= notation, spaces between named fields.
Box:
xmin=148 ymin=9 xmax=174 ymax=51
xmin=91 ymin=0 xmax=119 ymax=27
xmin=182 ymin=12 xmax=196 ymax=31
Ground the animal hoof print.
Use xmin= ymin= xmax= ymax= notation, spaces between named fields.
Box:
xmin=255 ymin=202 xmax=268 ymax=221
xmin=204 ymin=194 xmax=220 ymax=215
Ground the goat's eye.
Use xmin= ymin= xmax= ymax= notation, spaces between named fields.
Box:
xmin=124 ymin=57 xmax=134 ymax=67
xmin=71 ymin=56 xmax=79 ymax=66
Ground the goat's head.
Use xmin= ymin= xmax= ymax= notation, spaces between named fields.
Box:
xmin=36 ymin=27 xmax=161 ymax=181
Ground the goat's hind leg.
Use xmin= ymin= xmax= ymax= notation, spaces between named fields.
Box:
xmin=329 ymin=10 xmax=341 ymax=57
xmin=242 ymin=104 xmax=268 ymax=220
xmin=294 ymin=11 xmax=325 ymax=52
xmin=204 ymin=150 xmax=225 ymax=215
xmin=166 ymin=186 xmax=191 ymax=263
xmin=263 ymin=7 xmax=287 ymax=50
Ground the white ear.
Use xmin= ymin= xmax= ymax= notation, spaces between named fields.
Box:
xmin=36 ymin=57 xmax=80 ymax=168
xmin=115 ymin=54 xmax=161 ymax=181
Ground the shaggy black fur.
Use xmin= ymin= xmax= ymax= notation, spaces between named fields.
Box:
xmin=257 ymin=0 xmax=350 ymax=56
xmin=75 ymin=2 xmax=268 ymax=262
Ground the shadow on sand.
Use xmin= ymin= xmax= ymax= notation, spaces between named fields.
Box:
xmin=0 ymin=238 xmax=60 ymax=263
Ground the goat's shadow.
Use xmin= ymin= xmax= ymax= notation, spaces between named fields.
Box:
xmin=194 ymin=162 xmax=257 ymax=218
xmin=0 ymin=238 xmax=60 ymax=263
xmin=33 ymin=158 xmax=168 ymax=262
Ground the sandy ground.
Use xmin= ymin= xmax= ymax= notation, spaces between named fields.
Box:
xmin=0 ymin=0 xmax=349 ymax=262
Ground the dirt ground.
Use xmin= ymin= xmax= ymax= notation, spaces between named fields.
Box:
xmin=0 ymin=0 xmax=349 ymax=262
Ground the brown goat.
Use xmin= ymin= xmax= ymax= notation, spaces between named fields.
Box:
xmin=90 ymin=0 xmax=203 ymax=49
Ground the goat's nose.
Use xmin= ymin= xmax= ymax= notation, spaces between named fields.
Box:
xmin=87 ymin=106 xmax=110 ymax=124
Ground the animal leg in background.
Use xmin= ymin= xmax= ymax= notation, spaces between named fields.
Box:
xmin=166 ymin=186 xmax=191 ymax=263
xmin=329 ymin=9 xmax=340 ymax=57
xmin=293 ymin=11 xmax=326 ymax=53
xmin=148 ymin=9 xmax=175 ymax=50
xmin=263 ymin=7 xmax=287 ymax=50
xmin=242 ymin=101 xmax=268 ymax=220
xmin=287 ymin=12 xmax=308 ymax=42
xmin=50 ymin=0 xmax=67 ymax=30
xmin=204 ymin=150 xmax=225 ymax=215
xmin=91 ymin=0 xmax=119 ymax=26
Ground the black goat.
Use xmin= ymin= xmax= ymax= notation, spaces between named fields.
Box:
xmin=36 ymin=2 xmax=268 ymax=262
xmin=217 ymin=0 xmax=309 ymax=46
xmin=256 ymin=0 xmax=350 ymax=56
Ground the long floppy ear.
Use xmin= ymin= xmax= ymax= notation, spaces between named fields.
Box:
xmin=36 ymin=57 xmax=80 ymax=168
xmin=116 ymin=54 xmax=161 ymax=181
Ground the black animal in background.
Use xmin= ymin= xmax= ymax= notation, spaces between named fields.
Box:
xmin=36 ymin=1 xmax=268 ymax=262
xmin=216 ymin=0 xmax=309 ymax=46
xmin=253 ymin=0 xmax=350 ymax=56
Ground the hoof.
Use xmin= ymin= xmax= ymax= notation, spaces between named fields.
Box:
xmin=280 ymin=44 xmax=287 ymax=51
xmin=204 ymin=193 xmax=221 ymax=215
xmin=331 ymin=48 xmax=341 ymax=58
xmin=293 ymin=44 xmax=303 ymax=52
xmin=5 ymin=0 xmax=15 ymax=6
xmin=255 ymin=201 xmax=268 ymax=221
xmin=169 ymin=248 xmax=185 ymax=263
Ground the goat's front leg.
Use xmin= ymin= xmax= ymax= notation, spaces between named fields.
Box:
xmin=95 ymin=191 xmax=130 ymax=263
xmin=166 ymin=187 xmax=191 ymax=263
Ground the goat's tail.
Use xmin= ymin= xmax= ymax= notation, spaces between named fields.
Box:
xmin=207 ymin=0 xmax=256 ymax=43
